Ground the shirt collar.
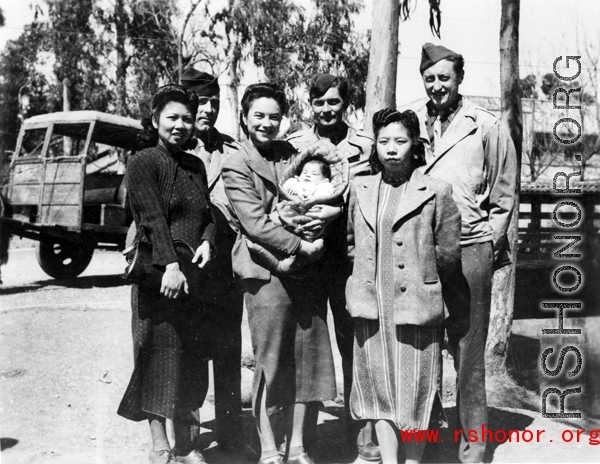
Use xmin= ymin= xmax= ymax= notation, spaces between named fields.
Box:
xmin=426 ymin=95 xmax=463 ymax=122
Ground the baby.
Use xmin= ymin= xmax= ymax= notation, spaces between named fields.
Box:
xmin=282 ymin=158 xmax=335 ymax=200
xmin=246 ymin=156 xmax=336 ymax=274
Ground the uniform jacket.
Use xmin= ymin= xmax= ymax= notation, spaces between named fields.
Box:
xmin=416 ymin=98 xmax=517 ymax=262
xmin=189 ymin=129 xmax=240 ymax=289
xmin=221 ymin=140 xmax=302 ymax=281
xmin=126 ymin=143 xmax=216 ymax=266
xmin=190 ymin=129 xmax=240 ymax=235
xmin=286 ymin=123 xmax=373 ymax=180
xmin=346 ymin=170 xmax=461 ymax=326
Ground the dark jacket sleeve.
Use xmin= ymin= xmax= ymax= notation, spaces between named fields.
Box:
xmin=194 ymin=159 xmax=217 ymax=251
xmin=434 ymin=182 xmax=462 ymax=282
xmin=126 ymin=151 xmax=178 ymax=266
xmin=222 ymin=157 xmax=302 ymax=256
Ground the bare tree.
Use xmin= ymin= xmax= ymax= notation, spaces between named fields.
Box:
xmin=486 ymin=0 xmax=522 ymax=375
xmin=363 ymin=0 xmax=441 ymax=132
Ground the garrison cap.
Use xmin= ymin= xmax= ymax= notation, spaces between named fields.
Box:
xmin=309 ymin=73 xmax=337 ymax=99
xmin=181 ymin=68 xmax=220 ymax=96
xmin=420 ymin=43 xmax=459 ymax=74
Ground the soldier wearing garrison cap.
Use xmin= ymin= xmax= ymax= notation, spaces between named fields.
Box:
xmin=286 ymin=73 xmax=378 ymax=461
xmin=180 ymin=68 xmax=256 ymax=462
xmin=416 ymin=44 xmax=518 ymax=463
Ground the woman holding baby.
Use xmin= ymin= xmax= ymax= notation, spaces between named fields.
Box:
xmin=221 ymin=83 xmax=341 ymax=464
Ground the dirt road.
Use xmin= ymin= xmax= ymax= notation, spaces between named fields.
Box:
xmin=1 ymin=243 xmax=599 ymax=463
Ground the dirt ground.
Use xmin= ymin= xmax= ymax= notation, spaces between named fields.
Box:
xmin=1 ymin=240 xmax=600 ymax=463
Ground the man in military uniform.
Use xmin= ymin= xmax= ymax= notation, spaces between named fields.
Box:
xmin=416 ymin=44 xmax=517 ymax=463
xmin=286 ymin=73 xmax=379 ymax=461
xmin=181 ymin=68 xmax=256 ymax=461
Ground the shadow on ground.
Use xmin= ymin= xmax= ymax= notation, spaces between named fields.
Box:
xmin=0 ymin=274 xmax=126 ymax=295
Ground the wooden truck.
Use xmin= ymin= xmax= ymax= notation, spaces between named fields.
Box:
xmin=0 ymin=111 xmax=143 ymax=279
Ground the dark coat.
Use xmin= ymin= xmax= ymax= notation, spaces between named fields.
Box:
xmin=346 ymin=169 xmax=461 ymax=326
xmin=126 ymin=143 xmax=216 ymax=265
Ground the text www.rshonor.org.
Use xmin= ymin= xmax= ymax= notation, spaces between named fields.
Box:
xmin=398 ymin=427 xmax=600 ymax=444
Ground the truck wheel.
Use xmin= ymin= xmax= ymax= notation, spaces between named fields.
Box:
xmin=36 ymin=240 xmax=94 ymax=279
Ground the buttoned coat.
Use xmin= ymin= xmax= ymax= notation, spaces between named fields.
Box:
xmin=221 ymin=140 xmax=302 ymax=281
xmin=345 ymin=169 xmax=461 ymax=326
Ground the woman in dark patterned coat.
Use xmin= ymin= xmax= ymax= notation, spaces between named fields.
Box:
xmin=117 ymin=84 xmax=216 ymax=464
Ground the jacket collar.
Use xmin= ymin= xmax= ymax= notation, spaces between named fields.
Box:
xmin=420 ymin=97 xmax=478 ymax=172
xmin=355 ymin=169 xmax=433 ymax=230
xmin=242 ymin=140 xmax=277 ymax=188
xmin=193 ymin=130 xmax=227 ymax=191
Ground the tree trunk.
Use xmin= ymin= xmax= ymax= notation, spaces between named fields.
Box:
xmin=114 ymin=0 xmax=128 ymax=116
xmin=486 ymin=0 xmax=522 ymax=375
xmin=363 ymin=0 xmax=399 ymax=133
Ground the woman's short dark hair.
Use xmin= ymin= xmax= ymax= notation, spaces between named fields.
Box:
xmin=309 ymin=77 xmax=350 ymax=104
xmin=137 ymin=84 xmax=199 ymax=150
xmin=368 ymin=108 xmax=426 ymax=174
xmin=239 ymin=83 xmax=288 ymax=136
xmin=298 ymin=155 xmax=331 ymax=180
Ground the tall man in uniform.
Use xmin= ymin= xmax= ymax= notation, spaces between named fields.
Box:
xmin=416 ymin=44 xmax=518 ymax=463
xmin=287 ymin=73 xmax=379 ymax=461
xmin=181 ymin=68 xmax=256 ymax=461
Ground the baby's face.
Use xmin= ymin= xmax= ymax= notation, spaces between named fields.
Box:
xmin=299 ymin=162 xmax=327 ymax=184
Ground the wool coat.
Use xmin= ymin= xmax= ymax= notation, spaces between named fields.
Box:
xmin=346 ymin=169 xmax=461 ymax=326
xmin=221 ymin=140 xmax=302 ymax=281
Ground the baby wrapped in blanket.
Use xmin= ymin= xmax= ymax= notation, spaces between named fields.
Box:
xmin=246 ymin=141 xmax=349 ymax=274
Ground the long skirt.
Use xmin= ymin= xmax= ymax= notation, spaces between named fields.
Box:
xmin=244 ymin=273 xmax=336 ymax=417
xmin=117 ymin=285 xmax=209 ymax=422
xmin=351 ymin=321 xmax=443 ymax=430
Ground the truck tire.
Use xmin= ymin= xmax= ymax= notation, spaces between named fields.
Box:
xmin=36 ymin=240 xmax=94 ymax=279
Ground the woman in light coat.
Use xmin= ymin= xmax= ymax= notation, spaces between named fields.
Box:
xmin=346 ymin=109 xmax=461 ymax=464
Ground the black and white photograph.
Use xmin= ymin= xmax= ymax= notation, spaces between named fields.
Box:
xmin=1 ymin=1 xmax=599 ymax=463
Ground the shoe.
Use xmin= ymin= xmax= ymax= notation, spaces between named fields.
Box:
xmin=149 ymin=448 xmax=178 ymax=464
xmin=220 ymin=442 xmax=259 ymax=462
xmin=286 ymin=452 xmax=315 ymax=464
xmin=173 ymin=449 xmax=207 ymax=464
xmin=357 ymin=442 xmax=382 ymax=462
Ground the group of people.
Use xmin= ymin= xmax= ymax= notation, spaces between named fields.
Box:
xmin=117 ymin=42 xmax=517 ymax=464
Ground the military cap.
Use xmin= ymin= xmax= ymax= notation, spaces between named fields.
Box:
xmin=419 ymin=43 xmax=459 ymax=74
xmin=308 ymin=72 xmax=350 ymax=101
xmin=181 ymin=68 xmax=220 ymax=96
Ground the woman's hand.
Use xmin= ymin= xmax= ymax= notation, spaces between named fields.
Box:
xmin=297 ymin=238 xmax=325 ymax=262
xmin=192 ymin=240 xmax=212 ymax=268
xmin=161 ymin=262 xmax=188 ymax=299
xmin=300 ymin=204 xmax=343 ymax=235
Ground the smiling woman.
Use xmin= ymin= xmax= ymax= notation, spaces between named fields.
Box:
xmin=117 ymin=84 xmax=217 ymax=464
xmin=222 ymin=83 xmax=337 ymax=464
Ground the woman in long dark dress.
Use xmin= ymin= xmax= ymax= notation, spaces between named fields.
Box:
xmin=221 ymin=83 xmax=338 ymax=464
xmin=117 ymin=84 xmax=215 ymax=464
xmin=346 ymin=109 xmax=461 ymax=464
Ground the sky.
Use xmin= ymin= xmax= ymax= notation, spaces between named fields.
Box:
xmin=1 ymin=0 xmax=599 ymax=128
